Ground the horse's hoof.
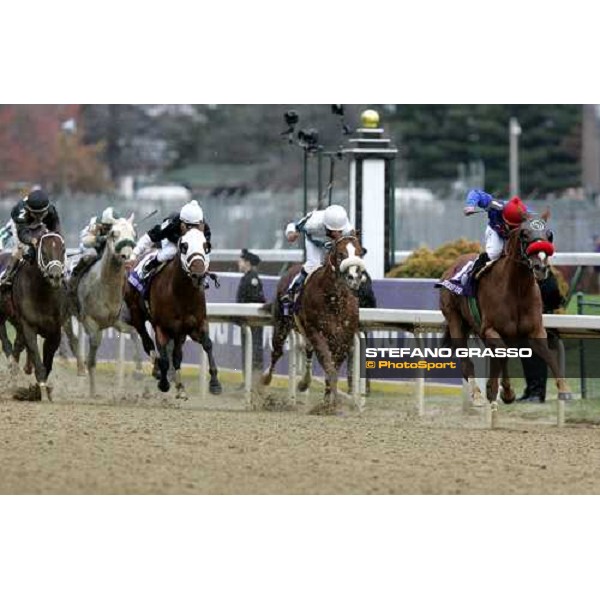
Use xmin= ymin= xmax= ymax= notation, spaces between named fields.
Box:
xmin=297 ymin=381 xmax=309 ymax=393
xmin=77 ymin=366 xmax=86 ymax=377
xmin=209 ymin=381 xmax=223 ymax=395
xmin=260 ymin=371 xmax=272 ymax=387
xmin=558 ymin=392 xmax=573 ymax=402
xmin=157 ymin=380 xmax=170 ymax=393
xmin=309 ymin=402 xmax=343 ymax=416
xmin=501 ymin=390 xmax=516 ymax=404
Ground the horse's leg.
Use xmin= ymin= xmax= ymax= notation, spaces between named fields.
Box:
xmin=486 ymin=357 xmax=501 ymax=403
xmin=154 ymin=325 xmax=171 ymax=393
xmin=297 ymin=342 xmax=314 ymax=393
xmin=499 ymin=358 xmax=516 ymax=404
xmin=261 ymin=315 xmax=292 ymax=386
xmin=41 ymin=331 xmax=61 ymax=401
xmin=308 ymin=331 xmax=339 ymax=414
xmin=63 ymin=317 xmax=85 ymax=376
xmin=0 ymin=319 xmax=13 ymax=359
xmin=172 ymin=335 xmax=187 ymax=400
xmin=20 ymin=322 xmax=46 ymax=398
xmin=84 ymin=319 xmax=103 ymax=398
xmin=482 ymin=327 xmax=508 ymax=404
xmin=10 ymin=328 xmax=25 ymax=376
xmin=445 ymin=317 xmax=483 ymax=406
xmin=529 ymin=334 xmax=572 ymax=400
xmin=190 ymin=325 xmax=222 ymax=395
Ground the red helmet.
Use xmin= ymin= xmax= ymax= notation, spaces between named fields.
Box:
xmin=502 ymin=197 xmax=528 ymax=227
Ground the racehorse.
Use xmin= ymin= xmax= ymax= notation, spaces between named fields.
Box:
xmin=262 ymin=235 xmax=366 ymax=414
xmin=63 ymin=216 xmax=138 ymax=396
xmin=439 ymin=214 xmax=572 ymax=406
xmin=3 ymin=229 xmax=66 ymax=400
xmin=123 ymin=226 xmax=222 ymax=398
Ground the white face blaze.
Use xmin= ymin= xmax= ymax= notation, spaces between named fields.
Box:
xmin=339 ymin=240 xmax=367 ymax=290
xmin=179 ymin=227 xmax=207 ymax=273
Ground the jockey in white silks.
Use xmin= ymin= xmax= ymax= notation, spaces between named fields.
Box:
xmin=128 ymin=200 xmax=211 ymax=279
xmin=281 ymin=204 xmax=354 ymax=316
xmin=68 ymin=206 xmax=121 ymax=300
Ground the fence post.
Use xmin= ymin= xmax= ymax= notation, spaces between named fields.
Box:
xmin=243 ymin=324 xmax=253 ymax=408
xmin=77 ymin=320 xmax=86 ymax=367
xmin=577 ymin=292 xmax=587 ymax=399
xmin=199 ymin=347 xmax=208 ymax=402
xmin=352 ymin=333 xmax=364 ymax=412
xmin=117 ymin=330 xmax=125 ymax=391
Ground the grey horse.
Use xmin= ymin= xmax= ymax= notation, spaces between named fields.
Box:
xmin=64 ymin=216 xmax=139 ymax=396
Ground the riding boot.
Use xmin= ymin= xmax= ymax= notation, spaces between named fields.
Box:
xmin=142 ymin=256 xmax=161 ymax=280
xmin=0 ymin=258 xmax=21 ymax=290
xmin=281 ymin=269 xmax=307 ymax=317
xmin=68 ymin=255 xmax=97 ymax=301
xmin=467 ymin=252 xmax=489 ymax=296
xmin=472 ymin=252 xmax=490 ymax=280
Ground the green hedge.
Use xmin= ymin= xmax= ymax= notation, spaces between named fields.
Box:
xmin=387 ymin=238 xmax=482 ymax=279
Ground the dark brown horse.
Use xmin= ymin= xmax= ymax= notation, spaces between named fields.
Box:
xmin=262 ymin=235 xmax=366 ymax=414
xmin=0 ymin=230 xmax=66 ymax=400
xmin=123 ymin=227 xmax=222 ymax=398
xmin=439 ymin=215 xmax=572 ymax=406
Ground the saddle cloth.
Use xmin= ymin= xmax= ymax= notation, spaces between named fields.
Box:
xmin=128 ymin=251 xmax=158 ymax=295
xmin=435 ymin=260 xmax=475 ymax=296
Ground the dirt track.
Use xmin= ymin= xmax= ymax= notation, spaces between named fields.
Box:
xmin=2 ymin=360 xmax=600 ymax=494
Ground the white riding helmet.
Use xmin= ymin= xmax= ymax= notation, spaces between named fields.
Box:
xmin=180 ymin=200 xmax=204 ymax=225
xmin=323 ymin=204 xmax=349 ymax=231
xmin=101 ymin=207 xmax=119 ymax=225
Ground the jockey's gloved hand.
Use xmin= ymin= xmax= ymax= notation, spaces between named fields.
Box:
xmin=464 ymin=189 xmax=493 ymax=215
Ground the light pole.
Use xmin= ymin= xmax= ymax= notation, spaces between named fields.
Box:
xmin=509 ymin=117 xmax=521 ymax=197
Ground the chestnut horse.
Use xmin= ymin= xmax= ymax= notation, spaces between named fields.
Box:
xmin=262 ymin=235 xmax=366 ymax=414
xmin=123 ymin=227 xmax=222 ymax=398
xmin=439 ymin=215 xmax=572 ymax=406
xmin=1 ymin=230 xmax=67 ymax=400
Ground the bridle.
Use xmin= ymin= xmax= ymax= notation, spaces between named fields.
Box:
xmin=506 ymin=219 xmax=554 ymax=270
xmin=326 ymin=235 xmax=364 ymax=274
xmin=37 ymin=232 xmax=66 ymax=279
xmin=178 ymin=228 xmax=207 ymax=280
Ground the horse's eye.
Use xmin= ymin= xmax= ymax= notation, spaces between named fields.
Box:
xmin=180 ymin=242 xmax=189 ymax=254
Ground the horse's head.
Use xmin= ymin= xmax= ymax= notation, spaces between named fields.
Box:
xmin=327 ymin=234 xmax=367 ymax=291
xmin=37 ymin=232 xmax=66 ymax=288
xmin=106 ymin=214 xmax=136 ymax=263
xmin=178 ymin=227 xmax=208 ymax=287
xmin=513 ymin=215 xmax=555 ymax=281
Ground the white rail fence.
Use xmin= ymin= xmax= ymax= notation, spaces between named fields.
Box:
xmin=103 ymin=304 xmax=600 ymax=428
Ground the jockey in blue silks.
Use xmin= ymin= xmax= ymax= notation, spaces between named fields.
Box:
xmin=464 ymin=189 xmax=531 ymax=279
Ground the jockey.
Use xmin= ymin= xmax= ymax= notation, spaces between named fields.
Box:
xmin=281 ymin=204 xmax=354 ymax=316
xmin=68 ymin=206 xmax=121 ymax=297
xmin=0 ymin=188 xmax=61 ymax=289
xmin=128 ymin=200 xmax=212 ymax=279
xmin=464 ymin=189 xmax=529 ymax=280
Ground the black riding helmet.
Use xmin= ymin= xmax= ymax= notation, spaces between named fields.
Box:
xmin=25 ymin=189 xmax=50 ymax=213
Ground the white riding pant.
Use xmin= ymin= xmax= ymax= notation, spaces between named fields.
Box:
xmin=303 ymin=240 xmax=326 ymax=274
xmin=485 ymin=226 xmax=504 ymax=261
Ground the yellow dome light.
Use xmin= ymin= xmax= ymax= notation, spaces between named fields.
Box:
xmin=361 ymin=109 xmax=380 ymax=129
